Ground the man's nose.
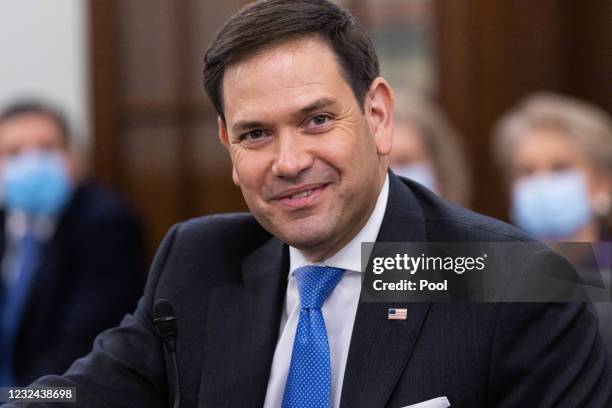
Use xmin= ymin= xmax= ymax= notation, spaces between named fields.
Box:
xmin=271 ymin=131 xmax=314 ymax=179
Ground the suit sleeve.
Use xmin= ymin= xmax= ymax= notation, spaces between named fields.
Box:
xmin=488 ymin=251 xmax=612 ymax=407
xmin=2 ymin=223 xmax=182 ymax=408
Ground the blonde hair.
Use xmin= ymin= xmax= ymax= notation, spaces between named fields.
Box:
xmin=394 ymin=92 xmax=471 ymax=206
xmin=493 ymin=92 xmax=612 ymax=179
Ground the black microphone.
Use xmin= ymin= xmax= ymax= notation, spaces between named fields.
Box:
xmin=153 ymin=299 xmax=181 ymax=408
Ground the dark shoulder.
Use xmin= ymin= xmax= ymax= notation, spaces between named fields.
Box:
xmin=67 ymin=181 xmax=138 ymax=223
xmin=406 ymin=179 xmax=535 ymax=243
xmin=151 ymin=213 xmax=274 ymax=290
xmin=171 ymin=212 xmax=272 ymax=260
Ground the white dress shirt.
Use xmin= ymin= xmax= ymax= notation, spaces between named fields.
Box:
xmin=263 ymin=174 xmax=389 ymax=408
xmin=1 ymin=210 xmax=56 ymax=286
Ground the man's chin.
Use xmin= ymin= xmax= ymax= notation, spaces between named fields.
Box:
xmin=282 ymin=233 xmax=327 ymax=250
xmin=277 ymin=225 xmax=335 ymax=253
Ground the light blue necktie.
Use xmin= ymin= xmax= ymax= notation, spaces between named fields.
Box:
xmin=0 ymin=228 xmax=41 ymax=386
xmin=282 ymin=265 xmax=345 ymax=408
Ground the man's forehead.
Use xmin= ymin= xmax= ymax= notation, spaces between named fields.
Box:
xmin=0 ymin=114 xmax=65 ymax=145
xmin=223 ymin=38 xmax=341 ymax=91
xmin=221 ymin=37 xmax=350 ymax=125
xmin=1 ymin=112 xmax=58 ymax=127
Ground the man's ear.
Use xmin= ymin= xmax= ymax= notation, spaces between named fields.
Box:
xmin=218 ymin=116 xmax=241 ymax=186
xmin=218 ymin=116 xmax=230 ymax=147
xmin=365 ymin=77 xmax=394 ymax=156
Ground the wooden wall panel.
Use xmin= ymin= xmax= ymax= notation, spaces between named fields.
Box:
xmin=90 ymin=0 xmax=121 ymax=187
xmin=121 ymin=123 xmax=181 ymax=247
xmin=564 ymin=1 xmax=612 ymax=111
xmin=117 ymin=0 xmax=176 ymax=102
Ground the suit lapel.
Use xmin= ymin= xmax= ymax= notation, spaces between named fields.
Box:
xmin=340 ymin=173 xmax=432 ymax=408
xmin=199 ymin=236 xmax=288 ymax=407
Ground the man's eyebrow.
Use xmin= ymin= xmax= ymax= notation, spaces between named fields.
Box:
xmin=296 ymin=97 xmax=338 ymax=117
xmin=231 ymin=120 xmax=267 ymax=135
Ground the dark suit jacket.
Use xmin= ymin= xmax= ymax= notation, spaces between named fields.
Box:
xmin=0 ymin=182 xmax=146 ymax=386
xmin=15 ymin=174 xmax=611 ymax=407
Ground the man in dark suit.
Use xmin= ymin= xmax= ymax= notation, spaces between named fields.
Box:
xmin=0 ymin=102 xmax=147 ymax=387
xmin=9 ymin=0 xmax=610 ymax=407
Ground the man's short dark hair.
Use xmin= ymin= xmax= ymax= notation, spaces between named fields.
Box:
xmin=0 ymin=100 xmax=70 ymax=144
xmin=203 ymin=0 xmax=380 ymax=122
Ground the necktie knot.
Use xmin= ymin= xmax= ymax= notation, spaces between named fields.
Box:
xmin=294 ymin=265 xmax=344 ymax=309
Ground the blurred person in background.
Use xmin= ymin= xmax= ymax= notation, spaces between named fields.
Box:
xmin=0 ymin=101 xmax=147 ymax=386
xmin=389 ymin=92 xmax=471 ymax=207
xmin=493 ymin=91 xmax=612 ymax=364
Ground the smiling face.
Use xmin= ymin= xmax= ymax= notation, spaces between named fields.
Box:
xmin=218 ymin=36 xmax=393 ymax=261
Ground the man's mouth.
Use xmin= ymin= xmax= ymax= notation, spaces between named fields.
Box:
xmin=289 ymin=189 xmax=315 ymax=199
xmin=273 ymin=183 xmax=329 ymax=209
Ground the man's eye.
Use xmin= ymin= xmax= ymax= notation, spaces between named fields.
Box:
xmin=305 ymin=114 xmax=332 ymax=129
xmin=241 ymin=129 xmax=265 ymax=141
xmin=312 ymin=115 xmax=328 ymax=125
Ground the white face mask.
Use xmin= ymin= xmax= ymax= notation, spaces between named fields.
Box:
xmin=392 ymin=163 xmax=438 ymax=194
xmin=510 ymin=169 xmax=591 ymax=239
xmin=1 ymin=150 xmax=72 ymax=215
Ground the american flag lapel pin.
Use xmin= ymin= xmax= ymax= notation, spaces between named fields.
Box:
xmin=388 ymin=308 xmax=407 ymax=320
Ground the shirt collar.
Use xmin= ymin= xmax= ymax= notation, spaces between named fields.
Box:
xmin=6 ymin=209 xmax=57 ymax=242
xmin=289 ymin=173 xmax=389 ymax=275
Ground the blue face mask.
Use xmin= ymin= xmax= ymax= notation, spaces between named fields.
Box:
xmin=511 ymin=170 xmax=591 ymax=239
xmin=392 ymin=163 xmax=438 ymax=194
xmin=1 ymin=150 xmax=73 ymax=215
